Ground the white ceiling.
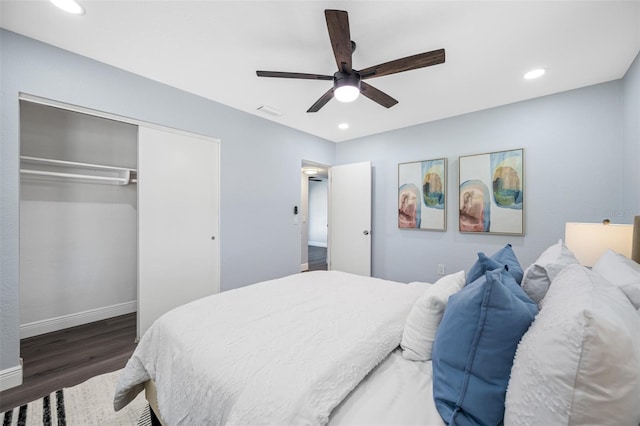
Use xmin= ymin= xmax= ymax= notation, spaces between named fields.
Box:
xmin=2 ymin=1 xmax=639 ymax=142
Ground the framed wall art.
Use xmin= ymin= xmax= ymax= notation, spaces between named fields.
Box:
xmin=459 ymin=148 xmax=524 ymax=235
xmin=398 ymin=158 xmax=447 ymax=231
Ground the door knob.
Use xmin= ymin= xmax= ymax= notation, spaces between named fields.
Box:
xmin=363 ymin=230 xmax=369 ymax=235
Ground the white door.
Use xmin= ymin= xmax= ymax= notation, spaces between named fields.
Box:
xmin=138 ymin=126 xmax=220 ymax=337
xmin=328 ymin=162 xmax=372 ymax=276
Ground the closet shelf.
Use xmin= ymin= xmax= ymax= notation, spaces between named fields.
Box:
xmin=20 ymin=156 xmax=137 ymax=186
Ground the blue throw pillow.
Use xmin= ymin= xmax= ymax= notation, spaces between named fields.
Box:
xmin=432 ymin=267 xmax=537 ymax=426
xmin=466 ymin=252 xmax=504 ymax=285
xmin=466 ymin=244 xmax=524 ymax=284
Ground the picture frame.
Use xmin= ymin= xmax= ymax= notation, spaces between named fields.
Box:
xmin=458 ymin=148 xmax=524 ymax=235
xmin=398 ymin=158 xmax=447 ymax=231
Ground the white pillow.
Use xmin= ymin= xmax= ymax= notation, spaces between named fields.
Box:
xmin=505 ymin=264 xmax=640 ymax=425
xmin=400 ymin=270 xmax=465 ymax=361
xmin=592 ymin=249 xmax=640 ymax=309
xmin=521 ymin=239 xmax=579 ymax=304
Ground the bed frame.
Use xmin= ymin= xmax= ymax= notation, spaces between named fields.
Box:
xmin=144 ymin=381 xmax=165 ymax=426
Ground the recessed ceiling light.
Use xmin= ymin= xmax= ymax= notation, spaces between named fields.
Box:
xmin=523 ymin=68 xmax=546 ymax=80
xmin=50 ymin=0 xmax=85 ymax=15
xmin=338 ymin=123 xmax=349 ymax=130
xmin=303 ymin=168 xmax=319 ymax=175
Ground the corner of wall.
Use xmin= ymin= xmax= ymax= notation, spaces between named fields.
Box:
xmin=623 ymin=50 xmax=640 ymax=218
xmin=0 ymin=360 xmax=23 ymax=392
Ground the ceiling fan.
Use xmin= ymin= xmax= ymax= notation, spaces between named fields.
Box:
xmin=256 ymin=9 xmax=445 ymax=113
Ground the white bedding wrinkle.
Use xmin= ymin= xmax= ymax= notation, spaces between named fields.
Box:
xmin=329 ymin=349 xmax=445 ymax=426
xmin=113 ymin=271 xmax=425 ymax=425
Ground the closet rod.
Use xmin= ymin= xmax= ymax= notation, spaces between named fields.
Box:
xmin=20 ymin=155 xmax=136 ymax=173
xmin=20 ymin=169 xmax=130 ymax=185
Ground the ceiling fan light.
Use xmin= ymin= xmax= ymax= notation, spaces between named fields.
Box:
xmin=334 ymin=72 xmax=361 ymax=103
xmin=334 ymin=85 xmax=360 ymax=103
xmin=50 ymin=0 xmax=85 ymax=15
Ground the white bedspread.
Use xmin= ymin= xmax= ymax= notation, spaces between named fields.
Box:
xmin=113 ymin=271 xmax=425 ymax=425
xmin=329 ymin=350 xmax=445 ymax=426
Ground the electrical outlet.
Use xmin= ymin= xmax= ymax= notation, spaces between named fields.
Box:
xmin=437 ymin=264 xmax=446 ymax=275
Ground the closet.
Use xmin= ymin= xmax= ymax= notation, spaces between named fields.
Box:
xmin=19 ymin=97 xmax=220 ymax=341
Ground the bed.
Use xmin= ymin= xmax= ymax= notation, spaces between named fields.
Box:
xmin=114 ymin=243 xmax=640 ymax=425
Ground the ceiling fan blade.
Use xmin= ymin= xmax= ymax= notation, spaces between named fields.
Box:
xmin=360 ymin=82 xmax=398 ymax=108
xmin=256 ymin=71 xmax=333 ymax=80
xmin=359 ymin=48 xmax=445 ymax=80
xmin=307 ymin=87 xmax=335 ymax=113
xmin=325 ymin=10 xmax=353 ymax=73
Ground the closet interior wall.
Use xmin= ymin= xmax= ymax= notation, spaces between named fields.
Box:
xmin=19 ymin=101 xmax=138 ymax=337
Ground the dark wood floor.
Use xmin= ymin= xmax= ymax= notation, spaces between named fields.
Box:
xmin=308 ymin=245 xmax=328 ymax=271
xmin=0 ymin=313 xmax=137 ymax=412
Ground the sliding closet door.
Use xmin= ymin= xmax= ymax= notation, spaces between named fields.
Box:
xmin=138 ymin=126 xmax=220 ymax=338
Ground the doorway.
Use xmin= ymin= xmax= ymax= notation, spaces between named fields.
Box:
xmin=301 ymin=161 xmax=328 ymax=271
xmin=300 ymin=160 xmax=372 ymax=276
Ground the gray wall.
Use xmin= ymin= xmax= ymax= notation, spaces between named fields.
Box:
xmin=0 ymin=30 xmax=335 ymax=371
xmin=336 ymin=55 xmax=639 ymax=284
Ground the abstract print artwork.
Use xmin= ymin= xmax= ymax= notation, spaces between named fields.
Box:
xmin=459 ymin=149 xmax=524 ymax=235
xmin=398 ymin=158 xmax=446 ymax=231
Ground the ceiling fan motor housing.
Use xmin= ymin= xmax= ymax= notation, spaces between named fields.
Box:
xmin=334 ymin=71 xmax=361 ymax=91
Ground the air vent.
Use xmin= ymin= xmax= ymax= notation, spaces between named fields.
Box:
xmin=256 ymin=105 xmax=283 ymax=117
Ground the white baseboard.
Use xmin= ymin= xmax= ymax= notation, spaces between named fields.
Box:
xmin=301 ymin=263 xmax=309 ymax=271
xmin=0 ymin=362 xmax=23 ymax=391
xmin=308 ymin=241 xmax=327 ymax=248
xmin=20 ymin=301 xmax=137 ymax=339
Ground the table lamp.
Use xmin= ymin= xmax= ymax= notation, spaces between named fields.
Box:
xmin=565 ymin=220 xmax=634 ymax=267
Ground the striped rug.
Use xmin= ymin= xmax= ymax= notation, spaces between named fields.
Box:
xmin=1 ymin=370 xmax=149 ymax=426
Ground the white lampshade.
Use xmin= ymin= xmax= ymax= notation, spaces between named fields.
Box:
xmin=565 ymin=222 xmax=633 ymax=267
xmin=334 ymin=85 xmax=360 ymax=103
